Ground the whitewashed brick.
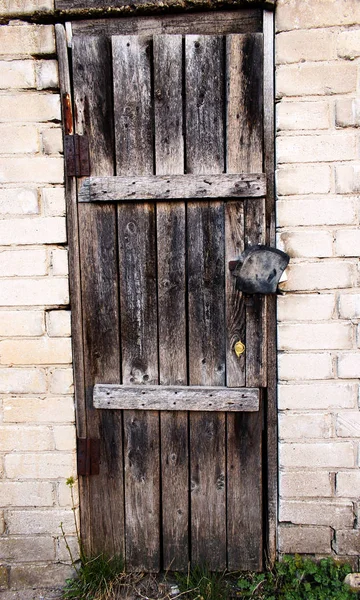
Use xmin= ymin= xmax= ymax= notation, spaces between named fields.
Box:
xmin=277 ymin=294 xmax=335 ymax=322
xmin=279 ymin=413 xmax=332 ymax=439
xmin=335 ymin=530 xmax=360 ymax=556
xmin=277 ymin=165 xmax=331 ymax=195
xmin=0 ymin=337 xmax=72 ymax=365
xmin=0 ymin=481 xmax=53 ymax=507
xmin=338 ymin=353 xmax=360 ymax=378
xmin=0 ymin=425 xmax=51 ymax=451
xmin=276 ymin=0 xmax=360 ymax=31
xmin=0 ymin=157 xmax=63 ymax=184
xmin=0 ymin=310 xmax=44 ymax=336
xmin=35 ymin=60 xmax=58 ymax=90
xmin=277 ymin=101 xmax=330 ymax=131
xmin=0 ymin=368 xmax=46 ymax=393
xmin=56 ymin=534 xmax=79 ymax=562
xmin=50 ymin=248 xmax=68 ymax=276
xmin=336 ymin=98 xmax=360 ymax=128
xmin=278 ymin=353 xmax=333 ymax=381
xmin=0 ymin=278 xmax=69 ymax=306
xmin=278 ymin=525 xmax=331 ymax=554
xmin=276 ymin=30 xmax=336 ymax=64
xmin=336 ymin=164 xmax=360 ymax=194
xmin=11 ymin=564 xmax=74 ymax=590
xmin=277 ymin=133 xmax=356 ymax=164
xmin=337 ymin=30 xmax=360 ymax=59
xmin=0 ymin=249 xmax=47 ymax=276
xmin=280 ymin=471 xmax=333 ymax=498
xmin=0 ymin=94 xmax=60 ymax=123
xmin=0 ymin=537 xmax=55 ymax=561
xmin=0 ymin=0 xmax=54 ymax=16
xmin=336 ymin=230 xmax=360 ymax=257
xmin=7 ymin=510 xmax=74 ymax=535
xmin=279 ymin=230 xmax=333 ymax=258
xmin=339 ymin=294 xmax=360 ymax=319
xmin=276 ymin=63 xmax=357 ymax=98
xmin=47 ymin=310 xmax=71 ymax=337
xmin=41 ymin=187 xmax=65 ymax=216
xmin=278 ymin=323 xmax=353 ymax=351
xmin=0 ymin=24 xmax=55 ymax=56
xmin=0 ymin=125 xmax=39 ymax=154
xmin=336 ymin=412 xmax=360 ymax=437
xmin=283 ymin=262 xmax=356 ymax=292
xmin=0 ymin=511 xmax=4 ymax=536
xmin=49 ymin=368 xmax=73 ymax=395
xmin=0 ymin=188 xmax=38 ymax=215
xmin=336 ymin=472 xmax=360 ymax=497
xmin=0 ymin=217 xmax=65 ymax=245
xmin=278 ymin=382 xmax=357 ymax=410
xmin=277 ymin=197 xmax=357 ymax=227
xmin=5 ymin=452 xmax=76 ymax=479
xmin=53 ymin=425 xmax=76 ymax=451
xmin=58 ymin=480 xmax=78 ymax=507
xmin=280 ymin=442 xmax=355 ymax=468
xmin=3 ymin=397 xmax=74 ymax=423
xmin=0 ymin=60 xmax=35 ymax=89
xmin=280 ymin=500 xmax=354 ymax=528
xmin=41 ymin=128 xmax=62 ymax=154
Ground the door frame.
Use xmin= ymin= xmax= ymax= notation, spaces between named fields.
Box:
xmin=55 ymin=5 xmax=277 ymax=566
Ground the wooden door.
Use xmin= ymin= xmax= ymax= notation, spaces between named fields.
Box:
xmin=57 ymin=7 xmax=275 ymax=573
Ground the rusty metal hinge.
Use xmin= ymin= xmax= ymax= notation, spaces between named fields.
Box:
xmin=77 ymin=438 xmax=100 ymax=476
xmin=64 ymin=134 xmax=90 ymax=177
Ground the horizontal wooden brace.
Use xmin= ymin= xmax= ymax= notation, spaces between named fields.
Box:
xmin=93 ymin=384 xmax=259 ymax=411
xmin=78 ymin=173 xmax=266 ymax=203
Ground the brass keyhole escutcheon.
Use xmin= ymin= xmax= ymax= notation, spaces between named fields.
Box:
xmin=234 ymin=340 xmax=245 ymax=357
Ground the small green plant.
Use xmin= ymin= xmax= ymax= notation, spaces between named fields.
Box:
xmin=60 ymin=477 xmax=125 ymax=600
xmin=235 ymin=555 xmax=356 ymax=600
xmin=176 ymin=556 xmax=357 ymax=600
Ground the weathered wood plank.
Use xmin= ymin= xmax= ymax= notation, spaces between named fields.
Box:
xmin=227 ymin=403 xmax=263 ymax=570
xmin=153 ymin=34 xmax=188 ymax=571
xmin=78 ymin=173 xmax=266 ymax=202
xmin=226 ymin=34 xmax=263 ymax=173
xmin=225 ymin=31 xmax=264 ymax=571
xmin=186 ymin=34 xmax=226 ymax=570
xmin=263 ymin=9 xmax=277 ymax=566
xmin=225 ymin=201 xmax=246 ymax=387
xmin=94 ymin=384 xmax=260 ymax=411
xmin=112 ymin=34 xmax=160 ymax=572
xmin=71 ymin=10 xmax=263 ymax=37
xmin=72 ymin=34 xmax=124 ymax=557
xmin=60 ymin=0 xmax=272 ymax=11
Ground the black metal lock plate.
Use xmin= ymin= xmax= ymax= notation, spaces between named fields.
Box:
xmin=230 ymin=245 xmax=290 ymax=294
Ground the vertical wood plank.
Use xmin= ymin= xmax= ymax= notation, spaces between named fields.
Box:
xmin=225 ymin=32 xmax=264 ymax=571
xmin=153 ymin=34 xmax=188 ymax=571
xmin=72 ymin=34 xmax=124 ymax=557
xmin=185 ymin=34 xmax=227 ymax=570
xmin=112 ymin=34 xmax=160 ymax=572
xmin=263 ymin=9 xmax=277 ymax=566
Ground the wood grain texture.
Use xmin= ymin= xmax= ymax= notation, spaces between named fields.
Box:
xmin=72 ymin=34 xmax=125 ymax=557
xmin=59 ymin=0 xmax=272 ymax=11
xmin=186 ymin=34 xmax=226 ymax=570
xmin=224 ymin=30 xmax=265 ymax=571
xmin=71 ymin=10 xmax=262 ymax=37
xmin=94 ymin=384 xmax=260 ymax=411
xmin=112 ymin=34 xmax=160 ymax=572
xmin=153 ymin=34 xmax=188 ymax=571
xmin=227 ymin=403 xmax=263 ymax=570
xmin=263 ymin=9 xmax=277 ymax=566
xmin=78 ymin=173 xmax=266 ymax=202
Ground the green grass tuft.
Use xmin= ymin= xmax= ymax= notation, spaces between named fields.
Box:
xmin=62 ymin=553 xmax=125 ymax=600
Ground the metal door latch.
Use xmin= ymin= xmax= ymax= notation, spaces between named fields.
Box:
xmin=229 ymin=245 xmax=290 ymax=295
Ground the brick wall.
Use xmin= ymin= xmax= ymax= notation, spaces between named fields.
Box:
xmin=0 ymin=15 xmax=77 ymax=592
xmin=276 ymin=0 xmax=360 ymax=563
